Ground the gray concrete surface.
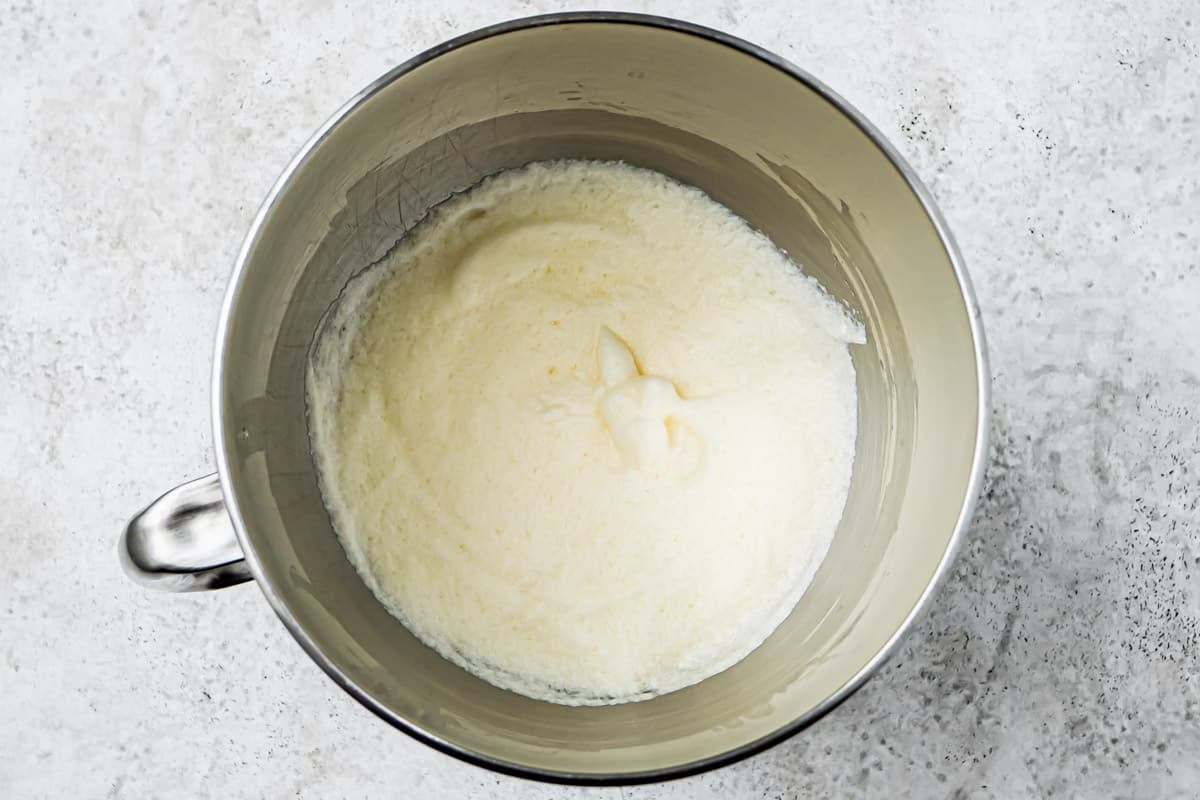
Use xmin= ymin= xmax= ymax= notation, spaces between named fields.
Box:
xmin=2 ymin=1 xmax=1197 ymax=797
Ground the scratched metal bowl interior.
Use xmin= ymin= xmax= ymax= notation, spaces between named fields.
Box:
xmin=216 ymin=18 xmax=985 ymax=781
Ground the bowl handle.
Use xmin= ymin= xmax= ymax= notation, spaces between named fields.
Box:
xmin=120 ymin=474 xmax=253 ymax=591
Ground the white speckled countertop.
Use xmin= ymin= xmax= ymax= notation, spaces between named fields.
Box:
xmin=2 ymin=1 xmax=1198 ymax=797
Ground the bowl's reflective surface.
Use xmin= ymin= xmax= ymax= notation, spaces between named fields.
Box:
xmin=214 ymin=14 xmax=987 ymax=783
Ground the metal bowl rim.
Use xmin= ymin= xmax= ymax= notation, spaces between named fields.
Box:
xmin=211 ymin=10 xmax=992 ymax=786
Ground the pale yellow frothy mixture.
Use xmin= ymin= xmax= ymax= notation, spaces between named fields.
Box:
xmin=307 ymin=161 xmax=863 ymax=705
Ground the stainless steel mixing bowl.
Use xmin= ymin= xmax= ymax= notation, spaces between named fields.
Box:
xmin=121 ymin=13 xmax=989 ymax=783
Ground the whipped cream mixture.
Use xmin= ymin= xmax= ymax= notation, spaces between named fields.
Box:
xmin=307 ymin=161 xmax=863 ymax=704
